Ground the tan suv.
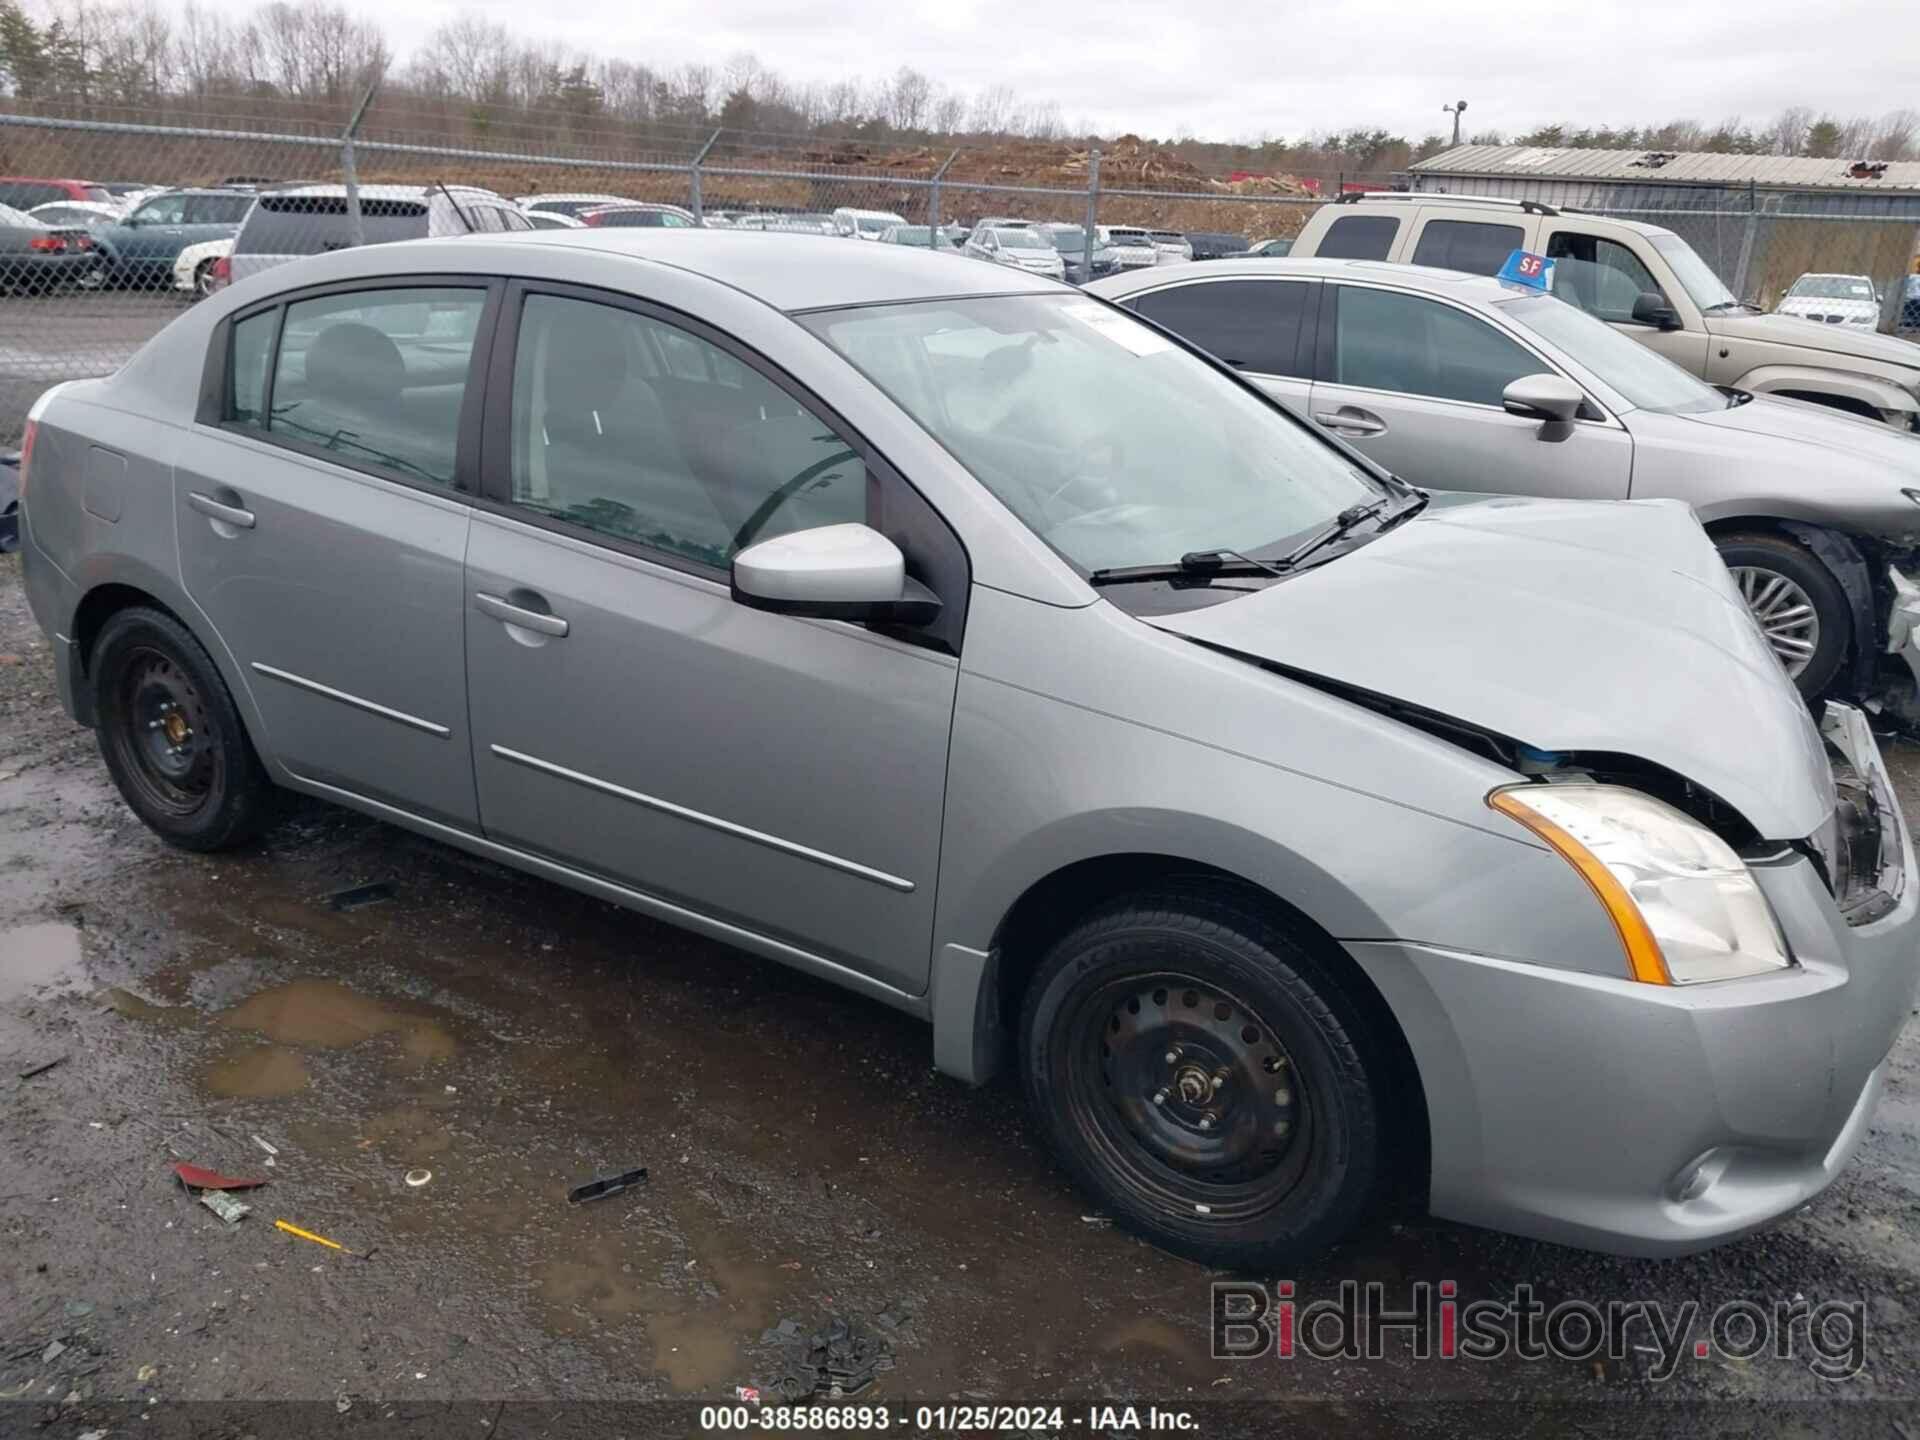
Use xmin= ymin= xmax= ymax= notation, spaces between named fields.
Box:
xmin=1290 ymin=193 xmax=1920 ymax=432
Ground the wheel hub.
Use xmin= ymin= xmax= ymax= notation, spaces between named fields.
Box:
xmin=1729 ymin=565 xmax=1819 ymax=678
xmin=1096 ymin=979 xmax=1301 ymax=1185
xmin=118 ymin=650 xmax=216 ymax=812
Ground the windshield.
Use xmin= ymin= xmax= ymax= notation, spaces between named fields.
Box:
xmin=1787 ymin=275 xmax=1876 ymax=301
xmin=1500 ymin=295 xmax=1724 ymax=415
xmin=857 ymin=216 xmax=895 ymax=234
xmin=1647 ymin=232 xmax=1738 ymax=310
xmin=989 ymin=227 xmax=1050 ymax=250
xmin=1046 ymin=226 xmax=1086 ymax=248
xmin=799 ymin=294 xmax=1385 ymax=574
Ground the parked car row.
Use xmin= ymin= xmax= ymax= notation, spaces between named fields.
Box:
xmin=17 ymin=227 xmax=1920 ymax=1276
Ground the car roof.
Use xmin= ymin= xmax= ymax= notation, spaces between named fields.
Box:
xmin=262 ymin=183 xmax=499 ymax=200
xmin=373 ymin=229 xmax=1065 ymax=311
xmin=1094 ymin=255 xmax=1530 ymax=302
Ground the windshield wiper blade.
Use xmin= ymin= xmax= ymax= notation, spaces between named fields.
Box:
xmin=1276 ymin=498 xmax=1393 ymax=571
xmin=1087 ymin=554 xmax=1285 ymax=587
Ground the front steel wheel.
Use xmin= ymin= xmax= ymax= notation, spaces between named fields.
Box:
xmin=1020 ymin=886 xmax=1389 ymax=1268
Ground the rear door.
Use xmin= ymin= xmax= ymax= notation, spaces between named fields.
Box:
xmin=1123 ymin=276 xmax=1318 ymax=417
xmin=174 ymin=278 xmax=498 ymax=827
xmin=461 ymin=282 xmax=964 ymax=993
xmin=182 ymin=192 xmax=253 ymax=247
xmin=1406 ymin=216 xmax=1526 ymax=274
xmin=1309 ymin=280 xmax=1632 ymax=498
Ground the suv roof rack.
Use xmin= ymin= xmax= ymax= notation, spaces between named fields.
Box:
xmin=1336 ymin=191 xmax=1558 ymax=216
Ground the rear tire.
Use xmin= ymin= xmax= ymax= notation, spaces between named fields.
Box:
xmin=91 ymin=607 xmax=276 ymax=851
xmin=1019 ymin=885 xmax=1387 ymax=1269
xmin=1715 ymin=531 xmax=1850 ymax=698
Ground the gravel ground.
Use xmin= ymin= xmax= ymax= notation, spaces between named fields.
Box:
xmin=1 ymin=550 xmax=1918 ymax=1437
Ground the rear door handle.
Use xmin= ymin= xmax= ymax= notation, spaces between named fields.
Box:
xmin=1313 ymin=409 xmax=1388 ymax=436
xmin=187 ymin=491 xmax=255 ymax=528
xmin=475 ymin=592 xmax=569 ymax=637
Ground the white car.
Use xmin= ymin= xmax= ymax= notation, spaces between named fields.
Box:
xmin=173 ymin=236 xmax=234 ymax=299
xmin=1098 ymin=226 xmax=1160 ymax=271
xmin=1776 ymin=273 xmax=1882 ymax=331
xmin=513 ymin=192 xmax=634 ymax=221
xmin=524 ymin=211 xmax=584 ymax=231
xmin=831 ymin=207 xmax=908 ymax=240
xmin=1148 ymin=230 xmax=1194 ymax=265
xmin=963 ymin=225 xmax=1066 ymax=280
xmin=27 ymin=200 xmax=122 ymax=234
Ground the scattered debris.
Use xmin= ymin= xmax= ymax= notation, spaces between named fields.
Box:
xmin=404 ymin=1169 xmax=433 ymax=1188
xmin=567 ymin=1166 xmax=647 ymax=1205
xmin=64 ymin=1300 xmax=95 ymax=1319
xmin=17 ymin=1055 xmax=66 ymax=1080
xmin=734 ymin=1386 xmax=761 ymax=1404
xmin=199 ymin=1191 xmax=251 ymax=1226
xmin=172 ymin=1162 xmax=269 ymax=1191
xmin=767 ymin=1316 xmax=895 ymax=1402
xmin=251 ymin=1134 xmax=279 ymax=1156
xmin=275 ymin=1219 xmax=373 ymax=1259
xmin=42 ymin=1340 xmax=67 ymax=1364
xmin=325 ymin=882 xmax=395 ymax=912
xmin=1080 ymin=1214 xmax=1113 ymax=1228
xmin=77 ymin=1430 xmax=107 ymax=1440
xmin=136 ymin=1364 xmax=157 ymax=1383
xmin=336 ymin=1394 xmax=352 ymax=1413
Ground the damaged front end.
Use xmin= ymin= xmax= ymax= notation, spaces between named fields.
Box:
xmin=1809 ymin=702 xmax=1908 ymax=926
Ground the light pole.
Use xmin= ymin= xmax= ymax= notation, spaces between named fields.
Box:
xmin=1442 ymin=100 xmax=1468 ymax=147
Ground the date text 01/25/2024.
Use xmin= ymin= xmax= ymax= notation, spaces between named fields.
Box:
xmin=698 ymin=1404 xmax=1199 ymax=1431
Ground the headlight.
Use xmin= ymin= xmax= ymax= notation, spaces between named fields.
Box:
xmin=1489 ymin=783 xmax=1792 ymax=985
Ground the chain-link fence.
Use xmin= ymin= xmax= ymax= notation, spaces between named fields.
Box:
xmin=4 ymin=107 xmax=1918 ymax=446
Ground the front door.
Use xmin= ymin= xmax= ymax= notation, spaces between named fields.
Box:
xmin=1309 ymin=281 xmax=1633 ymax=499
xmin=463 ymin=284 xmax=960 ymax=993
xmin=113 ymin=192 xmax=189 ymax=280
xmin=174 ymin=280 xmax=495 ymax=827
xmin=1544 ymin=229 xmax=1711 ymax=374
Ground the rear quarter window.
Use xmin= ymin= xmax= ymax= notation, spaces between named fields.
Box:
xmin=1315 ymin=214 xmax=1400 ymax=261
xmin=235 ymin=197 xmax=429 ymax=254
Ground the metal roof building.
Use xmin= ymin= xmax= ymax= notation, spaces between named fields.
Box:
xmin=1409 ymin=144 xmax=1920 ymax=199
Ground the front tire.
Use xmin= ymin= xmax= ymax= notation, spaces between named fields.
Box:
xmin=1716 ymin=532 xmax=1850 ymax=698
xmin=1019 ymin=886 xmax=1387 ymax=1269
xmin=91 ymin=607 xmax=275 ymax=851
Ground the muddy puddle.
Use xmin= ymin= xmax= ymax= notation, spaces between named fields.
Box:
xmin=0 ymin=921 xmax=86 ymax=1002
xmin=215 ymin=978 xmax=458 ymax=1061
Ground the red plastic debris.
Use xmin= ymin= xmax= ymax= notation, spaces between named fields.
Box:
xmin=172 ymin=1162 xmax=269 ymax=1191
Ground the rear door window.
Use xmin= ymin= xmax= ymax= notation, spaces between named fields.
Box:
xmin=1332 ymin=285 xmax=1542 ymax=407
xmin=1410 ymin=219 xmax=1525 ymax=275
xmin=1315 ymin=214 xmax=1399 ymax=260
xmin=236 ymin=197 xmax=429 ymax=254
xmin=262 ymin=286 xmax=487 ymax=486
xmin=1128 ymin=279 xmax=1313 ymax=376
xmin=130 ymin=194 xmax=190 ymax=226
xmin=186 ymin=193 xmax=254 ymax=225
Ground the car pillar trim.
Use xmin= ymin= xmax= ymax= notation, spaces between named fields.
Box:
xmin=250 ymin=662 xmax=452 ymax=738
xmin=488 ymin=744 xmax=917 ymax=894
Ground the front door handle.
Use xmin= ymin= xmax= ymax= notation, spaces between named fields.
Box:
xmin=476 ymin=592 xmax=569 ymax=638
xmin=1313 ymin=409 xmax=1388 ymax=436
xmin=188 ymin=490 xmax=255 ymax=528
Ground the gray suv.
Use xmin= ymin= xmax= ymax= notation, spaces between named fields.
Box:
xmin=18 ymin=231 xmax=1918 ymax=1267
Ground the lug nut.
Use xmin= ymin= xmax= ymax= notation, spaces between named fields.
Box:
xmin=1211 ymin=1069 xmax=1228 ymax=1091
xmin=1274 ymin=1088 xmax=1291 ymax=1105
xmin=1198 ymin=1113 xmax=1215 ymax=1131
xmin=1164 ymin=1049 xmax=1180 ymax=1064
xmin=1152 ymin=1087 xmax=1169 ymax=1106
xmin=1275 ymin=1119 xmax=1291 ymax=1137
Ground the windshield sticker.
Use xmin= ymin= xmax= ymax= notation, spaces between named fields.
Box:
xmin=1496 ymin=249 xmax=1555 ymax=293
xmin=1061 ymin=301 xmax=1174 ymax=357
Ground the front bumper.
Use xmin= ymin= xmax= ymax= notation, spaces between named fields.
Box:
xmin=1350 ymin=704 xmax=1920 ymax=1256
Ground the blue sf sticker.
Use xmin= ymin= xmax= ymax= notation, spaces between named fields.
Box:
xmin=1497 ymin=249 xmax=1555 ymax=291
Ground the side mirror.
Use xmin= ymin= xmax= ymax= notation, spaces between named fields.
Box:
xmin=1503 ymin=373 xmax=1586 ymax=424
xmin=731 ymin=523 xmax=941 ymax=627
xmin=1631 ymin=291 xmax=1681 ymax=331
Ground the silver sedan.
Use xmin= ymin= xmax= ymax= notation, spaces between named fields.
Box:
xmin=1091 ymin=257 xmax=1920 ymax=703
xmin=18 ymin=231 xmax=1919 ymax=1266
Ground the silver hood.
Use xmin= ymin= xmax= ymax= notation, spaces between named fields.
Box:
xmin=1708 ymin=312 xmax=1920 ymax=375
xmin=1146 ymin=493 xmax=1834 ymax=839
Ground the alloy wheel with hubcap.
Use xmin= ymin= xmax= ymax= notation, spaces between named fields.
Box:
xmin=1729 ymin=565 xmax=1819 ymax=678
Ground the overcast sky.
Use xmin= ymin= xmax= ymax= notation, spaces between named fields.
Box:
xmin=371 ymin=0 xmax=1913 ymax=142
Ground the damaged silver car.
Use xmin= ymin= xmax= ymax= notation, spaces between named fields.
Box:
xmin=18 ymin=231 xmax=1920 ymax=1267
xmin=1093 ymin=258 xmax=1920 ymax=704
